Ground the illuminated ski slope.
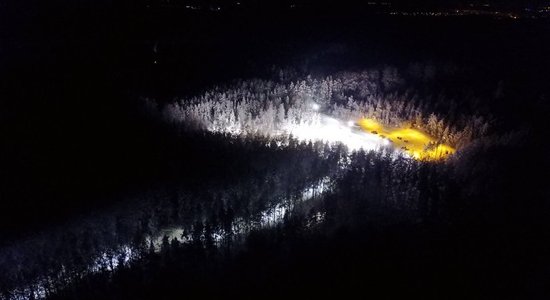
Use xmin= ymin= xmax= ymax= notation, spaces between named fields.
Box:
xmin=283 ymin=116 xmax=454 ymax=161
xmin=284 ymin=104 xmax=454 ymax=160
xmin=285 ymin=116 xmax=390 ymax=152
xmin=205 ymin=102 xmax=454 ymax=161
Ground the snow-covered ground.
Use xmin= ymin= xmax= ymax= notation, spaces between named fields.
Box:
xmin=285 ymin=115 xmax=391 ymax=152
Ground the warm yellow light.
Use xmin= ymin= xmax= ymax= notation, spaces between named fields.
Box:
xmin=357 ymin=118 xmax=383 ymax=132
xmin=357 ymin=118 xmax=455 ymax=161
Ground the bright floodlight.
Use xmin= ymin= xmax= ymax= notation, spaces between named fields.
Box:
xmin=312 ymin=103 xmax=320 ymax=111
xmin=347 ymin=120 xmax=354 ymax=127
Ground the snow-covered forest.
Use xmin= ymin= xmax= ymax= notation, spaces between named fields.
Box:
xmin=159 ymin=67 xmax=491 ymax=152
xmin=2 ymin=63 xmax=514 ymax=299
xmin=3 ymin=1 xmax=550 ymax=298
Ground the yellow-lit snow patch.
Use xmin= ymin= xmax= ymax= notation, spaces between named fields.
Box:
xmin=357 ymin=118 xmax=455 ymax=161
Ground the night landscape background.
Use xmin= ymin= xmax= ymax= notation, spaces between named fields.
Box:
xmin=1 ymin=0 xmax=550 ymax=299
